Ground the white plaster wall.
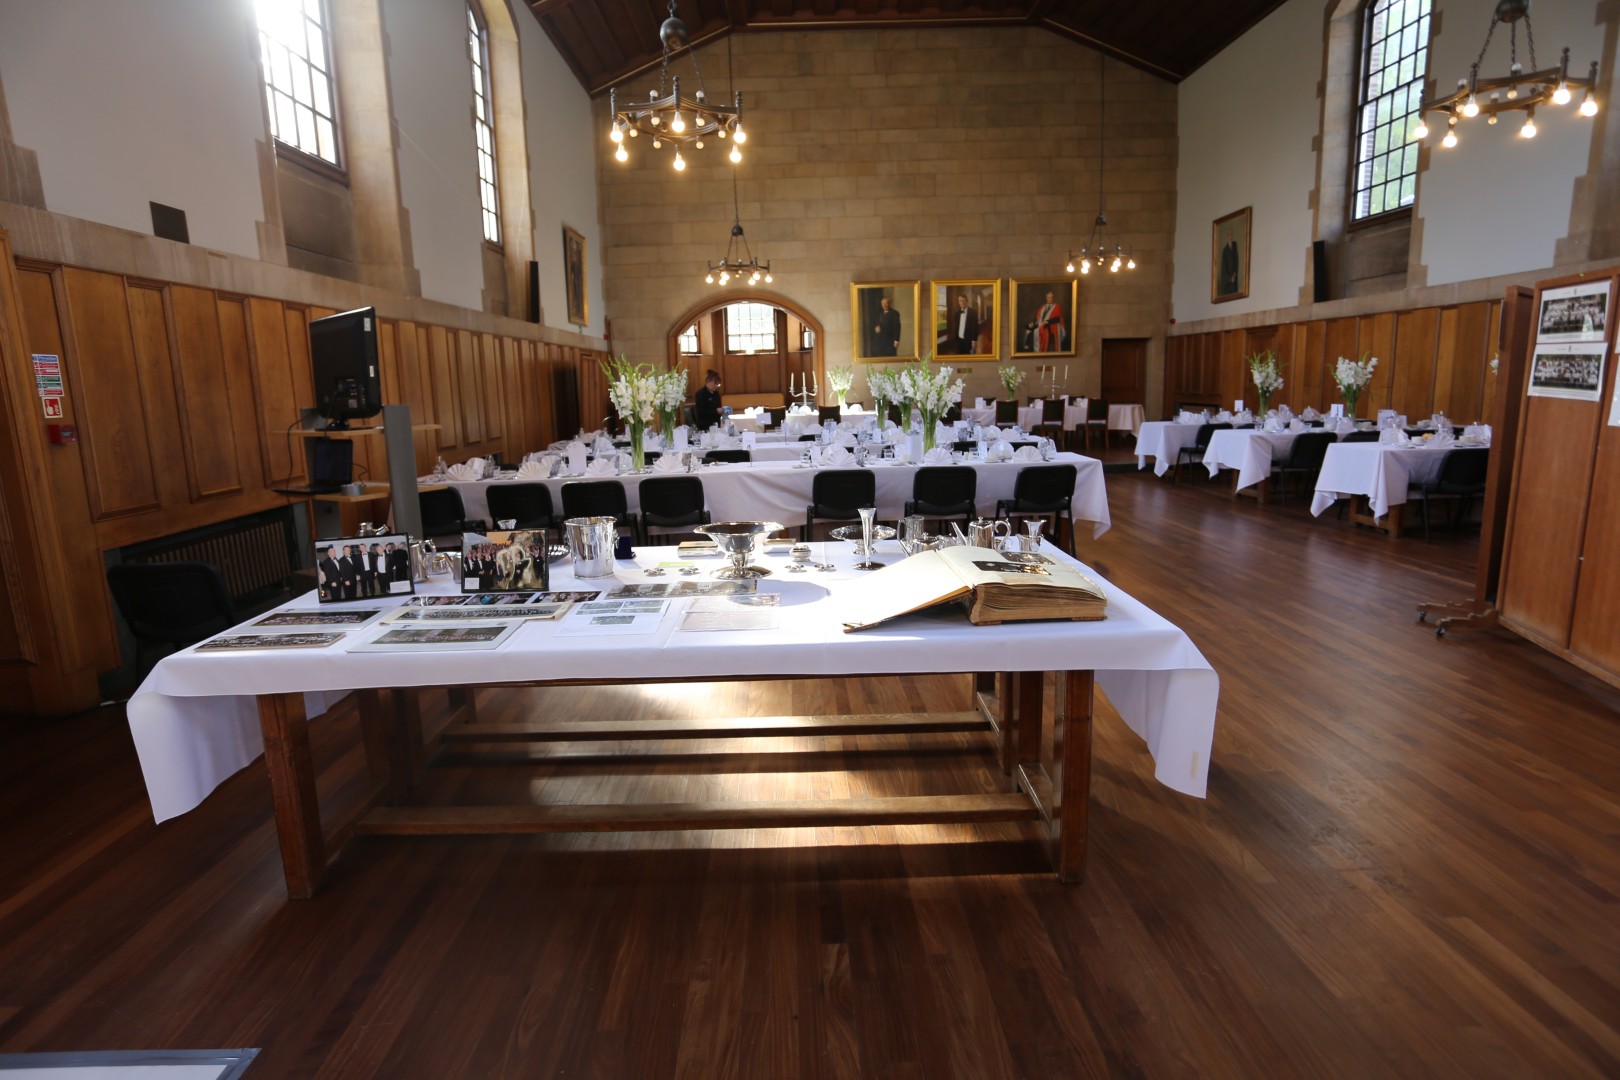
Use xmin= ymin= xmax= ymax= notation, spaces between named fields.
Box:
xmin=381 ymin=0 xmax=484 ymax=311
xmin=1171 ymin=0 xmax=1322 ymax=323
xmin=513 ymin=6 xmax=602 ymax=337
xmin=0 ymin=0 xmax=268 ymax=259
xmin=1419 ymin=0 xmax=1604 ymax=285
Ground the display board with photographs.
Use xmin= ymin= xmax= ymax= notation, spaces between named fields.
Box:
xmin=315 ymin=534 xmax=414 ymax=603
xmin=1010 ymin=279 xmax=1078 ymax=358
xmin=929 ymin=279 xmax=1000 ymax=361
xmin=850 ymin=281 xmax=920 ymax=363
xmin=1536 ymin=281 xmax=1611 ymax=344
xmin=1528 ymin=342 xmax=1607 ymax=402
xmin=461 ymin=530 xmax=551 ymax=593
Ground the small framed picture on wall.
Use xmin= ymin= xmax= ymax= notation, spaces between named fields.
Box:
xmin=850 ymin=281 xmax=920 ymax=363
xmin=1010 ymin=279 xmax=1078 ymax=359
xmin=562 ymin=225 xmax=588 ymax=326
xmin=1211 ymin=207 xmax=1251 ymax=303
xmin=929 ymin=279 xmax=1000 ymax=361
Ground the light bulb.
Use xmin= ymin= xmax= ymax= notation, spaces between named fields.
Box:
xmin=1127 ymin=257 xmax=1136 ymax=269
xmin=1553 ymin=83 xmax=1572 ymax=105
xmin=673 ymin=151 xmax=686 ymax=171
xmin=716 ymin=129 xmax=726 ymax=139
xmin=1487 ymin=114 xmax=1498 ymax=125
xmin=629 ymin=127 xmax=639 ymax=137
xmin=1581 ymin=92 xmax=1599 ymax=117
xmin=1065 ymin=261 xmax=1075 ymax=273
xmin=1461 ymin=94 xmax=1480 ymax=118
xmin=1442 ymin=129 xmax=1458 ymax=148
xmin=1110 ymin=258 xmax=1121 ymax=272
xmin=764 ymin=273 xmax=773 ymax=283
xmin=729 ymin=146 xmax=741 ymax=164
xmin=652 ymin=138 xmax=661 ymax=149
xmin=1520 ymin=117 xmax=1537 ymax=138
xmin=609 ymin=125 xmax=623 ymax=144
xmin=1079 ymin=261 xmax=1090 ymax=275
xmin=733 ymin=124 xmax=746 ymax=144
xmin=695 ymin=139 xmax=704 ymax=149
xmin=719 ymin=272 xmax=729 ymax=284
xmin=705 ymin=272 xmax=714 ymax=284
xmin=614 ymin=145 xmax=628 ymax=163
xmin=1412 ymin=119 xmax=1429 ymax=139
xmin=671 ymin=111 xmax=685 ymax=133
xmin=650 ymin=113 xmax=660 ymax=127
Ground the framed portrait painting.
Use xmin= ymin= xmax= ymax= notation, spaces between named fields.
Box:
xmin=850 ymin=281 xmax=919 ymax=363
xmin=1009 ymin=279 xmax=1078 ymax=359
xmin=562 ymin=225 xmax=588 ymax=325
xmin=1211 ymin=207 xmax=1251 ymax=303
xmin=929 ymin=279 xmax=1000 ymax=361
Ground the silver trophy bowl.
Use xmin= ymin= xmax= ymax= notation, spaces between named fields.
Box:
xmin=697 ymin=521 xmax=785 ymax=578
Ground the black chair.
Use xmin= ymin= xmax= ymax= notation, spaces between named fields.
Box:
xmin=485 ymin=483 xmax=557 ymax=530
xmin=797 ymin=434 xmax=820 ymax=443
xmin=1269 ymin=431 xmax=1337 ymax=506
xmin=107 ymin=561 xmax=236 ymax=678
xmin=766 ymin=406 xmax=787 ymax=428
xmin=639 ymin=475 xmax=710 ymax=540
xmin=943 ymin=403 xmax=962 ymax=424
xmin=995 ymin=400 xmax=1019 ymax=425
xmin=1341 ymin=430 xmax=1382 ymax=443
xmin=904 ymin=466 xmax=977 ymax=532
xmin=818 ymin=405 xmax=842 ymax=423
xmin=682 ymin=404 xmax=696 ymax=426
xmin=952 ymin=439 xmax=979 ymax=454
xmin=705 ymin=448 xmax=752 ymax=463
xmin=803 ymin=469 xmax=876 ymax=540
xmin=1037 ymin=398 xmax=1066 ymax=443
xmin=1412 ymin=448 xmax=1490 ymax=543
xmin=1083 ymin=398 xmax=1110 ymax=451
xmin=887 ymin=403 xmax=904 ymax=426
xmin=1172 ymin=423 xmax=1230 ymax=481
xmin=419 ymin=486 xmax=478 ymax=543
xmin=995 ymin=464 xmax=1078 ymax=554
xmin=561 ymin=480 xmax=638 ymax=542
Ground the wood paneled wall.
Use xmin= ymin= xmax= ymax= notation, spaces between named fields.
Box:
xmin=1165 ymin=299 xmax=1503 ymax=423
xmin=0 ymin=241 xmax=604 ymax=714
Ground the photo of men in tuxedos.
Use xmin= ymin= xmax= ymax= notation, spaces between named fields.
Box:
xmin=386 ymin=542 xmax=411 ymax=586
xmin=314 ymin=533 xmax=415 ymax=603
xmin=948 ymin=293 xmax=980 ymax=355
xmin=360 ymin=543 xmax=384 ymax=597
xmin=338 ymin=545 xmax=359 ymax=600
xmin=318 ymin=546 xmax=341 ymax=602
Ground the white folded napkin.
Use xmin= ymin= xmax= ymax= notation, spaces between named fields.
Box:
xmin=1013 ymin=445 xmax=1042 ymax=462
xmin=1262 ymin=418 xmax=1281 ymax=433
xmin=1336 ymin=418 xmax=1355 ymax=434
xmin=585 ymin=456 xmax=618 ymax=476
xmin=1213 ymin=410 xmax=1233 ymax=423
xmin=515 ymin=460 xmax=548 ymax=480
xmin=835 ymin=431 xmax=857 ymax=447
xmin=445 ymin=462 xmax=479 ymax=481
xmin=1300 ymin=407 xmax=1318 ymax=420
xmin=993 ymin=442 xmax=1015 ymax=462
xmin=652 ymin=453 xmax=683 ymax=473
xmin=824 ymin=445 xmax=853 ymax=466
xmin=923 ymin=446 xmax=952 ymax=465
xmin=593 ymin=436 xmax=615 ymax=456
xmin=1288 ymin=419 xmax=1306 ymax=433
xmin=1379 ymin=427 xmax=1400 ymax=445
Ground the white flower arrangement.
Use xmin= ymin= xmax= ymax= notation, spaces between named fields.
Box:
xmin=653 ymin=366 xmax=687 ymax=434
xmin=998 ymin=364 xmax=1024 ymax=398
xmin=1333 ymin=352 xmax=1378 ymax=414
xmin=602 ymin=355 xmax=658 ymax=425
xmin=826 ymin=365 xmax=854 ymax=406
xmin=866 ymin=366 xmax=898 ymax=416
xmin=895 ymin=353 xmax=965 ymax=450
xmin=1248 ymin=350 xmax=1284 ymax=397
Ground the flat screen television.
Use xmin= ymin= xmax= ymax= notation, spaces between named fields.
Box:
xmin=309 ymin=306 xmax=381 ymax=429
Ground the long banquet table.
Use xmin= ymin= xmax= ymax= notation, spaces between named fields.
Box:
xmin=441 ymin=453 xmax=1111 ymax=538
xmin=1310 ymin=441 xmax=1477 ymax=520
xmin=1135 ymin=420 xmax=1210 ymax=476
xmin=127 ymin=540 xmax=1217 ymax=895
xmin=1202 ymin=428 xmax=1350 ymax=491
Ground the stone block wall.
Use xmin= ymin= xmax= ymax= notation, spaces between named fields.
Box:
xmin=595 ymin=26 xmax=1177 ymax=407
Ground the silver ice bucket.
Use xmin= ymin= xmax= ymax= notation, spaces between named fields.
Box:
xmin=564 ymin=516 xmax=619 ymax=578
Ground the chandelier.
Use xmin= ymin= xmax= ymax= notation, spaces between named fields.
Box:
xmin=606 ymin=0 xmax=747 ymax=171
xmin=1067 ymin=61 xmax=1135 ymax=277
xmin=1413 ymin=0 xmax=1598 ymax=148
xmin=705 ymin=173 xmax=771 ymax=286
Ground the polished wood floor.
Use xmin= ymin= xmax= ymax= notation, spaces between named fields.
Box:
xmin=3 ymin=471 xmax=1618 ymax=1078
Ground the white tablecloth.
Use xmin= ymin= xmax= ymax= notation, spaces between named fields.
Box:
xmin=1109 ymin=404 xmax=1146 ymax=436
xmin=781 ymin=411 xmax=821 ymax=435
xmin=1309 ymin=443 xmax=1462 ymax=518
xmin=1135 ymin=421 xmax=1209 ymax=476
xmin=963 ymin=405 xmax=997 ymax=427
xmin=126 ymin=542 xmax=1218 ymax=823
xmin=434 ymin=454 xmax=1110 ymax=538
xmin=1202 ymin=429 xmax=1310 ymax=490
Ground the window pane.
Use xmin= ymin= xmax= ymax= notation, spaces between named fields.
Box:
xmin=311 ymin=70 xmax=330 ymax=114
xmin=317 ymin=116 xmax=335 ymax=162
xmin=257 ymin=0 xmax=340 ymax=165
xmin=1353 ymin=0 xmax=1428 ymax=220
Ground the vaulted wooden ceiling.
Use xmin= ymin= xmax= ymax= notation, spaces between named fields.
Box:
xmin=525 ymin=0 xmax=1291 ymax=94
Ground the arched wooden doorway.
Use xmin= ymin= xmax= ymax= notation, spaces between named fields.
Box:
xmin=665 ymin=293 xmax=825 ymax=408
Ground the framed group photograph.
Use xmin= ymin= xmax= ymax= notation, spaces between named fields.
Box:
xmin=461 ymin=529 xmax=551 ymax=593
xmin=850 ymin=281 xmax=919 ymax=363
xmin=315 ymin=534 xmax=414 ymax=604
xmin=1010 ymin=279 xmax=1078 ymax=359
xmin=1536 ymin=281 xmax=1611 ymax=344
xmin=1527 ymin=343 xmax=1606 ymax=402
xmin=929 ymin=279 xmax=1000 ymax=361
xmin=562 ymin=225 xmax=588 ymax=326
xmin=1212 ymin=207 xmax=1251 ymax=303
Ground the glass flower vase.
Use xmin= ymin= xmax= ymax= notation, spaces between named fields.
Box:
xmin=629 ymin=421 xmax=646 ymax=471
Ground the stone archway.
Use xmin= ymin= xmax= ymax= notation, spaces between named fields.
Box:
xmin=665 ymin=291 xmax=826 ymax=408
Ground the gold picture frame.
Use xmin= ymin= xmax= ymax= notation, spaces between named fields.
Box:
xmin=562 ymin=224 xmax=588 ymax=325
xmin=928 ymin=278 xmax=1001 ymax=362
xmin=1009 ymin=278 xmax=1078 ymax=359
xmin=1211 ymin=206 xmax=1251 ymax=304
xmin=850 ymin=281 xmax=920 ymax=363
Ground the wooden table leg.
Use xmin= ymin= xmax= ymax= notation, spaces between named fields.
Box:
xmin=357 ymin=688 xmax=410 ymax=802
xmin=1052 ymin=670 xmax=1094 ymax=883
xmin=395 ymin=686 xmax=428 ymax=788
xmin=257 ymin=692 xmax=325 ymax=899
xmin=447 ymin=685 xmax=479 ymax=724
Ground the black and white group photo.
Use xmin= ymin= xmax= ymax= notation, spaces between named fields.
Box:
xmin=1528 ymin=344 xmax=1606 ymax=401
xmin=1537 ymin=281 xmax=1610 ymax=342
xmin=315 ymin=533 xmax=414 ymax=603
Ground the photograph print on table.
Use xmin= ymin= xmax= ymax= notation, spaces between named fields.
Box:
xmin=461 ymin=530 xmax=550 ymax=593
xmin=251 ymin=609 xmax=385 ymax=629
xmin=315 ymin=533 xmax=414 ymax=603
xmin=196 ymin=633 xmax=347 ymax=652
xmin=349 ymin=623 xmax=519 ymax=652
xmin=1536 ymin=280 xmax=1611 ymax=344
xmin=1527 ymin=343 xmax=1607 ymax=402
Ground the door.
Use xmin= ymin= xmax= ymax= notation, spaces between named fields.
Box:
xmin=1100 ymin=338 xmax=1147 ymax=405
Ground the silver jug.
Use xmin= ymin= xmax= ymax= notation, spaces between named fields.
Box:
xmin=967 ymin=518 xmax=1012 ymax=550
xmin=409 ymin=540 xmax=431 ymax=583
xmin=564 ymin=516 xmax=619 ymax=578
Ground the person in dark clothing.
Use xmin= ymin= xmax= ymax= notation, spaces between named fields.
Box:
xmin=694 ymin=369 xmax=723 ymax=430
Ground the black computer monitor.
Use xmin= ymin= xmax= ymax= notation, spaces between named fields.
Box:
xmin=309 ymin=307 xmax=381 ymax=429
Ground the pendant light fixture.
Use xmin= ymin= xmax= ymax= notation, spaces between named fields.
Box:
xmin=1067 ymin=58 xmax=1135 ymax=277
xmin=606 ymin=0 xmax=748 ymax=170
xmin=704 ymin=170 xmax=771 ymax=286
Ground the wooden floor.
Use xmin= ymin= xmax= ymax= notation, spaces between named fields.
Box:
xmin=3 ymin=471 xmax=1618 ymax=1078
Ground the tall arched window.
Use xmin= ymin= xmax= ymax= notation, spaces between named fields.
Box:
xmin=468 ymin=4 xmax=500 ymax=244
xmin=255 ymin=0 xmax=342 ymax=168
xmin=1352 ymin=0 xmax=1430 ymax=220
